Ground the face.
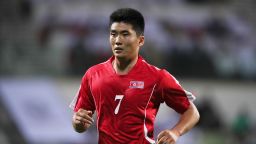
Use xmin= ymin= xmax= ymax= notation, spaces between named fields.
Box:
xmin=110 ymin=22 xmax=144 ymax=60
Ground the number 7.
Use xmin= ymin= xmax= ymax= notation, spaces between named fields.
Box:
xmin=114 ymin=95 xmax=124 ymax=114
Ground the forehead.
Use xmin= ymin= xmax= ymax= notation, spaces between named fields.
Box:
xmin=110 ymin=22 xmax=134 ymax=32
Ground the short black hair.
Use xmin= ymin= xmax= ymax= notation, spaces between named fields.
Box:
xmin=109 ymin=8 xmax=145 ymax=36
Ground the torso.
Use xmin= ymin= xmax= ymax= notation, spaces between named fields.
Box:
xmin=87 ymin=56 xmax=161 ymax=143
xmin=74 ymin=56 xmax=191 ymax=144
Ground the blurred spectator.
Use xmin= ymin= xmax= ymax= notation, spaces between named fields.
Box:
xmin=197 ymin=97 xmax=223 ymax=131
xmin=1 ymin=0 xmax=256 ymax=79
xmin=38 ymin=24 xmax=53 ymax=47
xmin=231 ymin=108 xmax=252 ymax=144
xmin=186 ymin=0 xmax=230 ymax=4
xmin=246 ymin=124 xmax=256 ymax=144
xmin=18 ymin=0 xmax=32 ymax=21
xmin=235 ymin=36 xmax=256 ymax=80
xmin=68 ymin=23 xmax=94 ymax=75
xmin=206 ymin=17 xmax=230 ymax=39
xmin=69 ymin=37 xmax=89 ymax=75
xmin=167 ymin=27 xmax=216 ymax=78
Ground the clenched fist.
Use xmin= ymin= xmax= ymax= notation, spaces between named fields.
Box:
xmin=72 ymin=108 xmax=94 ymax=133
xmin=157 ymin=129 xmax=180 ymax=144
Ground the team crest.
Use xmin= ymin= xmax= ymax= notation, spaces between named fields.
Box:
xmin=129 ymin=81 xmax=144 ymax=89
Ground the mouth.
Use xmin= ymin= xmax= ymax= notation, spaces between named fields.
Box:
xmin=114 ymin=47 xmax=123 ymax=50
xmin=114 ymin=47 xmax=124 ymax=53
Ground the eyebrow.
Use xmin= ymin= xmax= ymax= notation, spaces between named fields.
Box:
xmin=110 ymin=30 xmax=129 ymax=33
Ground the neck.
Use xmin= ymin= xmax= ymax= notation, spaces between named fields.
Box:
xmin=113 ymin=56 xmax=138 ymax=75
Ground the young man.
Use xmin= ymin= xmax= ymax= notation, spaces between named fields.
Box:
xmin=70 ymin=8 xmax=200 ymax=144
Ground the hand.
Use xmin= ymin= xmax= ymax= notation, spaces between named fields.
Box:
xmin=157 ymin=129 xmax=180 ymax=144
xmin=73 ymin=108 xmax=94 ymax=129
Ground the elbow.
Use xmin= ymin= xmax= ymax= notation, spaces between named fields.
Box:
xmin=190 ymin=102 xmax=200 ymax=125
xmin=192 ymin=103 xmax=200 ymax=125
xmin=195 ymin=108 xmax=200 ymax=124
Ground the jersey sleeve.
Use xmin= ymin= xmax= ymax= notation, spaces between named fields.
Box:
xmin=157 ymin=69 xmax=195 ymax=114
xmin=69 ymin=72 xmax=96 ymax=113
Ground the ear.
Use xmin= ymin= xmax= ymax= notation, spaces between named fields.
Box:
xmin=138 ymin=35 xmax=145 ymax=47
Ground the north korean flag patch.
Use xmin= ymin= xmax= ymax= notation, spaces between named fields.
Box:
xmin=129 ymin=81 xmax=144 ymax=89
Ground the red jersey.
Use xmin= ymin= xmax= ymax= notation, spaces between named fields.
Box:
xmin=70 ymin=56 xmax=195 ymax=144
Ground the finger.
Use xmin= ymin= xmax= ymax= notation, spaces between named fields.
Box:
xmin=72 ymin=115 xmax=93 ymax=126
xmin=78 ymin=108 xmax=91 ymax=113
xmin=78 ymin=109 xmax=92 ymax=115
xmin=76 ymin=117 xmax=93 ymax=125
xmin=73 ymin=118 xmax=91 ymax=125
xmin=157 ymin=131 xmax=167 ymax=141
xmin=165 ymin=138 xmax=175 ymax=144
xmin=157 ymin=136 xmax=168 ymax=144
xmin=77 ymin=111 xmax=94 ymax=122
xmin=73 ymin=117 xmax=85 ymax=125
xmin=77 ymin=111 xmax=93 ymax=119
xmin=77 ymin=109 xmax=93 ymax=118
xmin=76 ymin=113 xmax=94 ymax=123
xmin=87 ymin=110 xmax=93 ymax=116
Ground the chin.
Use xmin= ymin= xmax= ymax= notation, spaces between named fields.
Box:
xmin=114 ymin=53 xmax=126 ymax=58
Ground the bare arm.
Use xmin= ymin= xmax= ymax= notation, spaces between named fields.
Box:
xmin=72 ymin=108 xmax=94 ymax=133
xmin=171 ymin=101 xmax=200 ymax=135
xmin=157 ymin=102 xmax=200 ymax=144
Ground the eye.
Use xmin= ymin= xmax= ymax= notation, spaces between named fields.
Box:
xmin=122 ymin=32 xmax=130 ymax=36
xmin=110 ymin=32 xmax=117 ymax=37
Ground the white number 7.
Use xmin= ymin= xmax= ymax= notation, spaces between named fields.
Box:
xmin=114 ymin=95 xmax=124 ymax=114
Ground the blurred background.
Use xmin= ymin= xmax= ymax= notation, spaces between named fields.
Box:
xmin=0 ymin=0 xmax=256 ymax=144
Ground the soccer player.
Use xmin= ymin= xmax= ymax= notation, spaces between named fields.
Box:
xmin=70 ymin=8 xmax=200 ymax=144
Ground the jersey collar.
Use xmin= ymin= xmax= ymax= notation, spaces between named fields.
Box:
xmin=108 ymin=55 xmax=143 ymax=76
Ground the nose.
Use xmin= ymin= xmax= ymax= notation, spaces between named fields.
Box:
xmin=115 ymin=36 xmax=122 ymax=46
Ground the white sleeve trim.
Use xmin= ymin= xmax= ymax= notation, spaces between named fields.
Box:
xmin=185 ymin=90 xmax=196 ymax=101
xmin=69 ymin=85 xmax=81 ymax=110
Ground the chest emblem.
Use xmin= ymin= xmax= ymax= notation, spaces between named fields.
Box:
xmin=129 ymin=81 xmax=144 ymax=89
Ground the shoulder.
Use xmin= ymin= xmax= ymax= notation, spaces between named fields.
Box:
xmin=140 ymin=58 xmax=162 ymax=74
xmin=89 ymin=60 xmax=109 ymax=73
xmin=139 ymin=58 xmax=166 ymax=81
xmin=140 ymin=58 xmax=179 ymax=84
xmin=140 ymin=58 xmax=174 ymax=78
